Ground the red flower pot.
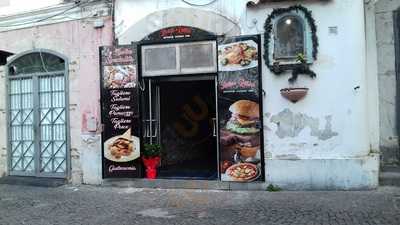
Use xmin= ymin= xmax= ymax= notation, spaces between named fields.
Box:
xmin=142 ymin=156 xmax=160 ymax=179
xmin=146 ymin=168 xmax=157 ymax=179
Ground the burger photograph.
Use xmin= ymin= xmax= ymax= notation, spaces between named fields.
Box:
xmin=220 ymin=99 xmax=262 ymax=182
xmin=226 ymin=100 xmax=260 ymax=135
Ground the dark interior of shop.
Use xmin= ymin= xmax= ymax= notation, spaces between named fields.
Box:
xmin=157 ymin=79 xmax=218 ymax=180
xmin=0 ymin=50 xmax=13 ymax=65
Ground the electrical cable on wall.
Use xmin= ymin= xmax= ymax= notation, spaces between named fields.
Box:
xmin=39 ymin=50 xmax=50 ymax=73
xmin=181 ymin=0 xmax=217 ymax=7
xmin=0 ymin=0 xmax=91 ymax=28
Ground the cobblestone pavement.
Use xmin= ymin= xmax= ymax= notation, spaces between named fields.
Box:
xmin=0 ymin=184 xmax=400 ymax=225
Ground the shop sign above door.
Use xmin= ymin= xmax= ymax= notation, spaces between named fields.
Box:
xmin=143 ymin=26 xmax=215 ymax=41
xmin=159 ymin=26 xmax=193 ymax=39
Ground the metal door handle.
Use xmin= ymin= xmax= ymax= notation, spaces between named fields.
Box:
xmin=143 ymin=119 xmax=158 ymax=138
xmin=212 ymin=118 xmax=217 ymax=137
xmin=143 ymin=119 xmax=151 ymax=138
xmin=151 ymin=119 xmax=158 ymax=138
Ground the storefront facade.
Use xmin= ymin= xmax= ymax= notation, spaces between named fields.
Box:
xmin=0 ymin=0 xmax=380 ymax=190
xmin=92 ymin=0 xmax=379 ymax=189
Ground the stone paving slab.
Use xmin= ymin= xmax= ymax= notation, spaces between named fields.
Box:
xmin=0 ymin=176 xmax=66 ymax=187
xmin=0 ymin=184 xmax=400 ymax=225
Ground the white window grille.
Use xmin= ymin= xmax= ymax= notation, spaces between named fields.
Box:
xmin=141 ymin=41 xmax=217 ymax=77
xmin=7 ymin=50 xmax=68 ymax=177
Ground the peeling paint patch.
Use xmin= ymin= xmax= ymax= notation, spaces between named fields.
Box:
xmin=264 ymin=151 xmax=273 ymax=158
xmin=270 ymin=109 xmax=338 ymax=140
xmin=263 ymin=125 xmax=272 ymax=131
xmin=289 ymin=142 xmax=307 ymax=148
xmin=276 ymin=154 xmax=301 ymax=160
xmin=81 ymin=135 xmax=100 ymax=145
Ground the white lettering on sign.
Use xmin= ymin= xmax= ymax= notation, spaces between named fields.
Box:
xmin=110 ymin=90 xmax=131 ymax=102
xmin=109 ymin=165 xmax=137 ymax=173
xmin=110 ymin=118 xmax=131 ymax=129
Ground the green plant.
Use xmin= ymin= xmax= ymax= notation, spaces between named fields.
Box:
xmin=280 ymin=52 xmax=316 ymax=83
xmin=266 ymin=184 xmax=282 ymax=192
xmin=143 ymin=143 xmax=161 ymax=158
xmin=296 ymin=53 xmax=307 ymax=64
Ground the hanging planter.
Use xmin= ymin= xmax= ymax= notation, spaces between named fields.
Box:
xmin=280 ymin=87 xmax=309 ymax=103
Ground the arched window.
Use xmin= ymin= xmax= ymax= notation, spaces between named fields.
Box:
xmin=274 ymin=15 xmax=305 ymax=59
xmin=264 ymin=6 xmax=319 ymax=82
xmin=8 ymin=51 xmax=65 ymax=75
xmin=6 ymin=50 xmax=69 ymax=177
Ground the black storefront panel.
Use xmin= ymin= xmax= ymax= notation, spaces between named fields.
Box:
xmin=217 ymin=35 xmax=265 ymax=182
xmin=100 ymin=45 xmax=142 ymax=178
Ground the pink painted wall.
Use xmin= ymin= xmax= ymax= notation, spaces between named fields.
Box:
xmin=0 ymin=18 xmax=113 ymax=134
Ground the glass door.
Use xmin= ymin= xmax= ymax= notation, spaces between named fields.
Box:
xmin=8 ymin=73 xmax=67 ymax=177
xmin=141 ymin=79 xmax=160 ymax=145
xmin=7 ymin=51 xmax=68 ymax=178
xmin=141 ymin=76 xmax=219 ymax=180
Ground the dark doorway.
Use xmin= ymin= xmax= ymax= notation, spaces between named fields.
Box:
xmin=0 ymin=50 xmax=13 ymax=65
xmin=143 ymin=77 xmax=218 ymax=180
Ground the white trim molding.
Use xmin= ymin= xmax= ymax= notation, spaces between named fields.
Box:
xmin=117 ymin=7 xmax=240 ymax=44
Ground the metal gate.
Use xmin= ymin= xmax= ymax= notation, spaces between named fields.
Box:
xmin=7 ymin=51 xmax=69 ymax=178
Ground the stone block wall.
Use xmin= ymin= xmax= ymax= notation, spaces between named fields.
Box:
xmin=375 ymin=0 xmax=400 ymax=165
xmin=0 ymin=66 xmax=6 ymax=177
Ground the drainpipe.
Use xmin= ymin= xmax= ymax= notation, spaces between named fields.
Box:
xmin=394 ymin=9 xmax=400 ymax=162
xmin=111 ymin=0 xmax=116 ymax=45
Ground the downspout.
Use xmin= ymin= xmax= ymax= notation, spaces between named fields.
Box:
xmin=394 ymin=9 xmax=400 ymax=163
xmin=111 ymin=0 xmax=116 ymax=45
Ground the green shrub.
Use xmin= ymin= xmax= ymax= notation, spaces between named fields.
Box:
xmin=143 ymin=143 xmax=161 ymax=158
xmin=266 ymin=184 xmax=282 ymax=192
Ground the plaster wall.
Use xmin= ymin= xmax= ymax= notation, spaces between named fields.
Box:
xmin=248 ymin=1 xmax=368 ymax=159
xmin=113 ymin=0 xmax=378 ymax=189
xmin=0 ymin=17 xmax=113 ymax=184
xmin=250 ymin=0 xmax=377 ymax=189
xmin=374 ymin=0 xmax=400 ymax=165
xmin=115 ymin=0 xmax=244 ymax=41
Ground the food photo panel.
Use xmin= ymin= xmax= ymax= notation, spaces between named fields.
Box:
xmin=100 ymin=45 xmax=142 ymax=178
xmin=103 ymin=65 xmax=137 ymax=89
xmin=217 ymin=35 xmax=264 ymax=182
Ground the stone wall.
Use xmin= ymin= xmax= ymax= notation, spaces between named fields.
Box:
xmin=375 ymin=0 xmax=400 ymax=165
